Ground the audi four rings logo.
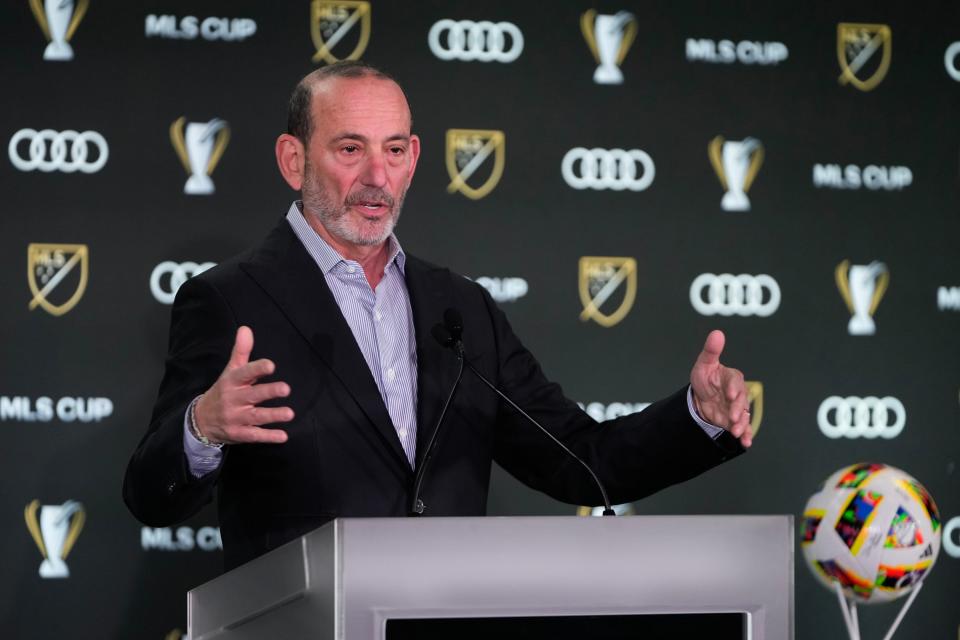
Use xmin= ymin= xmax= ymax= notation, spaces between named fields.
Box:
xmin=561 ymin=147 xmax=655 ymax=191
xmin=689 ymin=273 xmax=781 ymax=317
xmin=428 ymin=19 xmax=524 ymax=62
xmin=817 ymin=396 xmax=906 ymax=439
xmin=9 ymin=129 xmax=108 ymax=173
xmin=150 ymin=261 xmax=215 ymax=304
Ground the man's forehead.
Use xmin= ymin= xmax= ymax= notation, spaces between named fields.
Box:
xmin=310 ymin=75 xmax=410 ymax=116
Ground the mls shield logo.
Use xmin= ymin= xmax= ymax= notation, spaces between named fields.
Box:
xmin=746 ymin=381 xmax=764 ymax=437
xmin=837 ymin=23 xmax=891 ymax=91
xmin=311 ymin=0 xmax=371 ymax=64
xmin=27 ymin=243 xmax=89 ymax=316
xmin=445 ymin=129 xmax=505 ymax=200
xmin=578 ymin=256 xmax=637 ymax=328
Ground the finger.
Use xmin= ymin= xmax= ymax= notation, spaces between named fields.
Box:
xmin=227 ymin=425 xmax=289 ymax=444
xmin=727 ymin=390 xmax=747 ymax=424
xmin=243 ymin=381 xmax=291 ymax=405
xmin=227 ymin=326 xmax=254 ymax=369
xmin=729 ymin=411 xmax=751 ymax=438
xmin=247 ymin=405 xmax=295 ymax=426
xmin=228 ymin=358 xmax=276 ymax=385
xmin=695 ymin=329 xmax=725 ymax=367
xmin=723 ymin=368 xmax=746 ymax=401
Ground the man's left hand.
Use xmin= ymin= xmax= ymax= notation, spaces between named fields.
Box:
xmin=690 ymin=330 xmax=753 ymax=448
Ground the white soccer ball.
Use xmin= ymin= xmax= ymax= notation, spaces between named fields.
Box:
xmin=801 ymin=462 xmax=941 ymax=603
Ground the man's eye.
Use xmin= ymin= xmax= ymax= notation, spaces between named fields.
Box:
xmin=389 ymin=146 xmax=404 ymax=155
xmin=342 ymin=145 xmax=359 ymax=154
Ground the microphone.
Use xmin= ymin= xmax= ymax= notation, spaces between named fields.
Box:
xmin=430 ymin=307 xmax=616 ymax=516
xmin=409 ymin=323 xmax=464 ymax=516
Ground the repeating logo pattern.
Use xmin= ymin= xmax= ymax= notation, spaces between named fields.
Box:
xmin=25 ymin=499 xmax=85 ymax=578
xmin=581 ymin=10 xmax=637 ymax=84
xmin=145 ymin=15 xmax=258 ymax=41
xmin=27 ymin=243 xmax=89 ymax=316
xmin=836 ymin=260 xmax=888 ymax=336
xmin=709 ymin=136 xmax=764 ymax=211
xmin=310 ymin=1 xmax=370 ymax=64
xmin=9 ymin=129 xmax=108 ymax=173
xmin=30 ymin=0 xmax=88 ymax=61
xmin=428 ymin=20 xmax=523 ymax=62
xmin=689 ymin=273 xmax=781 ymax=317
xmin=561 ymin=147 xmax=655 ymax=191
xmin=170 ymin=117 xmax=230 ymax=195
xmin=837 ymin=23 xmax=892 ymax=91
xmin=150 ymin=261 xmax=216 ymax=304
xmin=817 ymin=396 xmax=906 ymax=439
xmin=445 ymin=129 xmax=505 ymax=200
xmin=579 ymin=257 xmax=637 ymax=327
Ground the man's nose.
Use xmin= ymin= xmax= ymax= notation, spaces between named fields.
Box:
xmin=359 ymin=153 xmax=388 ymax=187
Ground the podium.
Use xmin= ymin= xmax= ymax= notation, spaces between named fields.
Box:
xmin=188 ymin=516 xmax=793 ymax=640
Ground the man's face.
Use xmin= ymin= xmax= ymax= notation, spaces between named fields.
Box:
xmin=300 ymin=75 xmax=420 ymax=248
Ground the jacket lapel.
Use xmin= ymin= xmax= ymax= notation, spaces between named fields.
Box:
xmin=239 ymin=219 xmax=412 ymax=473
xmin=403 ymin=256 xmax=460 ymax=469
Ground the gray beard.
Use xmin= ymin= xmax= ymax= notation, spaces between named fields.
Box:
xmin=301 ymin=163 xmax=406 ymax=247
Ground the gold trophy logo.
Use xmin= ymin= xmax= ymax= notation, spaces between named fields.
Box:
xmin=579 ymin=257 xmax=637 ymax=328
xmin=837 ymin=23 xmax=892 ymax=91
xmin=581 ymin=10 xmax=637 ymax=84
xmin=27 ymin=243 xmax=89 ymax=316
xmin=170 ymin=117 xmax=230 ymax=195
xmin=836 ymin=259 xmax=889 ymax=335
xmin=709 ymin=136 xmax=764 ymax=211
xmin=25 ymin=499 xmax=86 ymax=578
xmin=29 ymin=0 xmax=89 ymax=61
xmin=445 ymin=129 xmax=505 ymax=200
xmin=311 ymin=1 xmax=371 ymax=64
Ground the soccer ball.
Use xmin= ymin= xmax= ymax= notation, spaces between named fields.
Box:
xmin=801 ymin=462 xmax=941 ymax=603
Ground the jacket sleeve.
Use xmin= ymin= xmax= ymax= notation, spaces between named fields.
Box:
xmin=122 ymin=275 xmax=238 ymax=526
xmin=483 ymin=286 xmax=744 ymax=507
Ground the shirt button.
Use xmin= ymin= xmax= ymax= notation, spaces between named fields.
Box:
xmin=347 ymin=266 xmax=356 ymax=274
xmin=375 ymin=310 xmax=382 ymax=321
xmin=387 ymin=368 xmax=396 ymax=381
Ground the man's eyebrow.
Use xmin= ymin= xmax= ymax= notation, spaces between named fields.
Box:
xmin=331 ymin=133 xmax=410 ymax=143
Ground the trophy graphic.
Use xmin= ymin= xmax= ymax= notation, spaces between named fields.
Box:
xmin=170 ymin=117 xmax=231 ymax=195
xmin=836 ymin=260 xmax=889 ymax=335
xmin=24 ymin=499 xmax=86 ymax=578
xmin=709 ymin=136 xmax=764 ymax=211
xmin=29 ymin=0 xmax=89 ymax=61
xmin=581 ymin=10 xmax=637 ymax=85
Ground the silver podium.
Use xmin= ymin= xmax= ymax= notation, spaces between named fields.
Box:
xmin=189 ymin=515 xmax=793 ymax=640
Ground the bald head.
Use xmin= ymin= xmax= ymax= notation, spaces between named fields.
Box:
xmin=287 ymin=61 xmax=411 ymax=146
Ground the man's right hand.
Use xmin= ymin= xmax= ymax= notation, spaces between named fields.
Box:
xmin=194 ymin=326 xmax=294 ymax=445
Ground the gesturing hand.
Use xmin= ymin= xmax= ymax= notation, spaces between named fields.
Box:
xmin=194 ymin=326 xmax=294 ymax=445
xmin=689 ymin=330 xmax=753 ymax=448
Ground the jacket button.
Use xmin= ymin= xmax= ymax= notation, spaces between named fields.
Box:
xmin=167 ymin=482 xmax=176 ymax=495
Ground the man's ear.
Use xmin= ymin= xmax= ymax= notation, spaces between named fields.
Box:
xmin=276 ymin=134 xmax=306 ymax=190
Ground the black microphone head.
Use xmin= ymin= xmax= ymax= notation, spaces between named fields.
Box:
xmin=431 ymin=322 xmax=454 ymax=348
xmin=443 ymin=308 xmax=463 ymax=340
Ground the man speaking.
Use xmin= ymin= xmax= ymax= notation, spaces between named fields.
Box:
xmin=123 ymin=62 xmax=753 ymax=571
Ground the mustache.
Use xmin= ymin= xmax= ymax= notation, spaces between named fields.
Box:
xmin=345 ymin=188 xmax=395 ymax=207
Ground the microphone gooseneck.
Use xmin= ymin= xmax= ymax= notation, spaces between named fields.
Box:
xmin=409 ymin=323 xmax=464 ymax=516
xmin=430 ymin=307 xmax=616 ymax=517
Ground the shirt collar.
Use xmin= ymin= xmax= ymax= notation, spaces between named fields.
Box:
xmin=285 ymin=200 xmax=406 ymax=276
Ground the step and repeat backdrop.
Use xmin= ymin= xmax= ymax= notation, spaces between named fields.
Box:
xmin=1 ymin=0 xmax=959 ymax=638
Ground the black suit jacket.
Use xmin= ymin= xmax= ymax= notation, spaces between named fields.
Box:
xmin=123 ymin=217 xmax=743 ymax=570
